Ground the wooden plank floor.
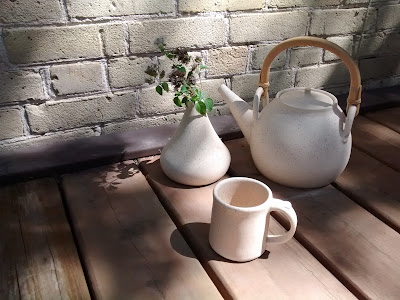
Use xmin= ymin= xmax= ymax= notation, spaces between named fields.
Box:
xmin=140 ymin=157 xmax=355 ymax=299
xmin=365 ymin=107 xmax=400 ymax=134
xmin=62 ymin=161 xmax=222 ymax=299
xmin=0 ymin=178 xmax=90 ymax=299
xmin=352 ymin=116 xmax=400 ymax=172
xmin=226 ymin=134 xmax=400 ymax=299
xmin=1 ymin=101 xmax=398 ymax=299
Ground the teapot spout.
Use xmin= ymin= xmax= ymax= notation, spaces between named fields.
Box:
xmin=218 ymin=84 xmax=254 ymax=142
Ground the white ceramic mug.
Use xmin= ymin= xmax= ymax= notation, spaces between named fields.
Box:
xmin=209 ymin=177 xmax=298 ymax=262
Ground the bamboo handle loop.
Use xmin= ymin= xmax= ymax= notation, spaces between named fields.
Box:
xmin=259 ymin=36 xmax=362 ymax=115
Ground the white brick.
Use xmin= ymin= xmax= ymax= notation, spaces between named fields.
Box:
xmin=0 ymin=108 xmax=24 ymax=140
xmin=208 ymin=47 xmax=248 ymax=76
xmin=179 ymin=0 xmax=265 ymax=12
xmin=345 ymin=0 xmax=369 ymax=3
xmin=289 ymin=47 xmax=322 ymax=67
xmin=0 ymin=0 xmax=63 ymax=23
xmin=310 ymin=8 xmax=371 ymax=36
xmin=199 ymin=78 xmax=226 ymax=104
xmin=129 ymin=17 xmax=226 ymax=53
xmin=377 ymin=5 xmax=400 ymax=30
xmin=357 ymin=33 xmax=385 ymax=58
xmin=108 ymin=57 xmax=151 ymax=89
xmin=67 ymin=0 xmax=175 ymax=18
xmin=0 ymin=70 xmax=44 ymax=103
xmin=50 ymin=62 xmax=104 ymax=95
xmin=360 ymin=56 xmax=400 ymax=80
xmin=295 ymin=63 xmax=349 ymax=88
xmin=103 ymin=113 xmax=183 ymax=135
xmin=232 ymin=70 xmax=293 ymax=100
xmin=325 ymin=36 xmax=354 ymax=61
xmin=4 ymin=26 xmax=102 ymax=64
xmin=208 ymin=104 xmax=232 ymax=116
xmin=270 ymin=0 xmax=340 ymax=7
xmin=252 ymin=44 xmax=286 ymax=70
xmin=100 ymin=24 xmax=126 ymax=57
xmin=230 ymin=12 xmax=308 ymax=43
xmin=0 ymin=128 xmax=96 ymax=152
xmin=380 ymin=32 xmax=400 ymax=55
xmin=26 ymin=93 xmax=136 ymax=133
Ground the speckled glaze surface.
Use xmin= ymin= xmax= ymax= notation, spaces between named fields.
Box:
xmin=251 ymin=88 xmax=352 ymax=188
xmin=218 ymin=84 xmax=355 ymax=188
xmin=209 ymin=177 xmax=297 ymax=262
xmin=160 ymin=103 xmax=231 ymax=186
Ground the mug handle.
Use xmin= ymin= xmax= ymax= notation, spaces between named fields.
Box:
xmin=266 ymin=198 xmax=298 ymax=245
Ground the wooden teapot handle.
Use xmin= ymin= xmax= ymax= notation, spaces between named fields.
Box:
xmin=259 ymin=36 xmax=362 ymax=115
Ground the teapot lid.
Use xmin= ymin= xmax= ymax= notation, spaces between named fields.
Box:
xmin=277 ymin=87 xmax=337 ymax=110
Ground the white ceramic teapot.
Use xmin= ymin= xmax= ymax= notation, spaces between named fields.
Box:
xmin=218 ymin=37 xmax=362 ymax=188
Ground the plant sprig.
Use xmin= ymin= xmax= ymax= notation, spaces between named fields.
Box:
xmin=145 ymin=38 xmax=213 ymax=115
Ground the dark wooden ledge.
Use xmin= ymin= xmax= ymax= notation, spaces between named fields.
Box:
xmin=0 ymin=115 xmax=243 ymax=184
xmin=1 ymin=85 xmax=399 ymax=183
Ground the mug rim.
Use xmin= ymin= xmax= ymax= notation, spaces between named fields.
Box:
xmin=213 ymin=177 xmax=272 ymax=212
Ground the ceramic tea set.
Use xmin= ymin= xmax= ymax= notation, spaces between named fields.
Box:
xmin=219 ymin=36 xmax=361 ymax=189
xmin=165 ymin=36 xmax=362 ymax=261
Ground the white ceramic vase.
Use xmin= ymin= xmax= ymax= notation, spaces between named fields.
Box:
xmin=160 ymin=103 xmax=231 ymax=186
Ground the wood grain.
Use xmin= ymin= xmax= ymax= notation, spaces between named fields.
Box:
xmin=139 ymin=156 xmax=355 ymax=300
xmin=226 ymin=138 xmax=400 ymax=299
xmin=352 ymin=116 xmax=400 ymax=172
xmin=334 ymin=147 xmax=400 ymax=232
xmin=0 ymin=178 xmax=90 ymax=299
xmin=62 ymin=161 xmax=221 ymax=299
xmin=365 ymin=107 xmax=400 ymax=134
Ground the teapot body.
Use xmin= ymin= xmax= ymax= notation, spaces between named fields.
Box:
xmin=251 ymin=88 xmax=351 ymax=188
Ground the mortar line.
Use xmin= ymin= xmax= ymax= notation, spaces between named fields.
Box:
xmin=59 ymin=0 xmax=71 ymax=22
xmin=98 ymin=28 xmax=113 ymax=94
xmin=39 ymin=67 xmax=54 ymax=99
xmin=224 ymin=14 xmax=230 ymax=47
xmin=305 ymin=9 xmax=313 ymax=36
xmin=0 ymin=27 xmax=14 ymax=69
xmin=100 ymin=59 xmax=112 ymax=93
xmin=175 ymin=0 xmax=179 ymax=16
xmin=122 ymin=22 xmax=130 ymax=55
xmin=21 ymin=106 xmax=32 ymax=136
xmin=354 ymin=0 xmax=374 ymax=60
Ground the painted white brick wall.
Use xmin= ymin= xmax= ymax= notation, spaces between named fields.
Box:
xmin=0 ymin=0 xmax=399 ymax=149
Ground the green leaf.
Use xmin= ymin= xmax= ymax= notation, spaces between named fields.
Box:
xmin=195 ymin=101 xmax=207 ymax=115
xmin=182 ymin=96 xmax=188 ymax=105
xmin=161 ymin=82 xmax=169 ymax=92
xmin=159 ymin=70 xmax=165 ymax=79
xmin=205 ymin=98 xmax=214 ymax=112
xmin=177 ymin=66 xmax=186 ymax=73
xmin=180 ymin=85 xmax=188 ymax=92
xmin=196 ymin=89 xmax=205 ymax=100
xmin=166 ymin=52 xmax=175 ymax=59
xmin=173 ymin=97 xmax=182 ymax=107
xmin=156 ymin=85 xmax=163 ymax=95
xmin=200 ymin=65 xmax=208 ymax=70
